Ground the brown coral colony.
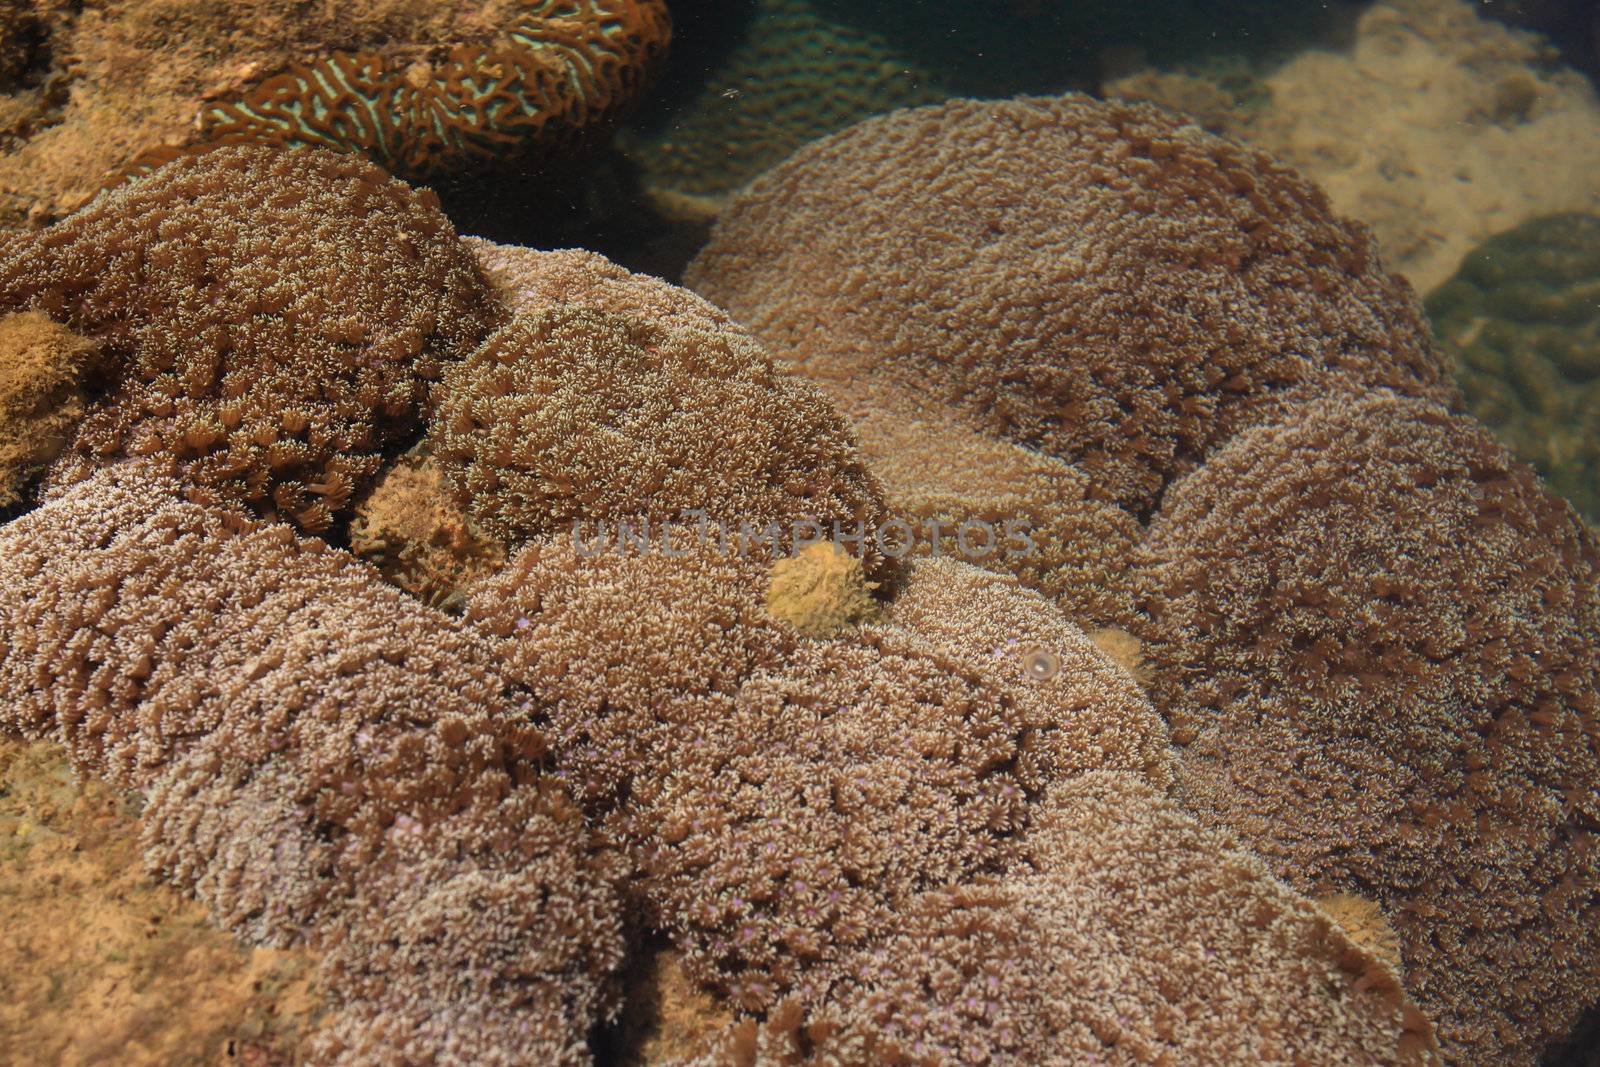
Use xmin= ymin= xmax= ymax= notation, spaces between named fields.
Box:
xmin=0 ymin=87 xmax=1597 ymax=1067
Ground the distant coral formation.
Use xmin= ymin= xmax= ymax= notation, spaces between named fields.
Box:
xmin=1106 ymin=0 xmax=1600 ymax=295
xmin=0 ymin=309 xmax=94 ymax=507
xmin=0 ymin=144 xmax=495 ymax=530
xmin=1429 ymin=212 xmax=1600 ymax=523
xmin=0 ymin=462 xmax=627 ymax=1066
xmin=687 ymin=94 xmax=1456 ymax=514
xmin=1133 ymin=387 xmax=1600 ymax=1063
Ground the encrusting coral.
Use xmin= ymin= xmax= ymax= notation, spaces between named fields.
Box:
xmin=349 ymin=447 xmax=507 ymax=611
xmin=0 ymin=462 xmax=627 ymax=1066
xmin=685 ymin=93 xmax=1457 ymax=514
xmin=686 ymin=771 xmax=1438 ymax=1066
xmin=0 ymin=0 xmax=672 ymax=227
xmin=1318 ymin=893 xmax=1405 ymax=973
xmin=427 ymin=303 xmax=886 ymax=562
xmin=765 ymin=540 xmax=878 ymax=638
xmin=0 ymin=309 xmax=95 ymax=507
xmin=1132 ymin=386 xmax=1600 ymax=1065
xmin=0 ymin=144 xmax=497 ymax=531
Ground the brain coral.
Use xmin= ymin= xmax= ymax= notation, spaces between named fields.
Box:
xmin=0 ymin=309 xmax=95 ymax=508
xmin=427 ymin=303 xmax=886 ymax=561
xmin=689 ymin=771 xmax=1437 ymax=1066
xmin=122 ymin=0 xmax=672 ymax=183
xmin=0 ymin=0 xmax=670 ymax=227
xmin=685 ymin=93 xmax=1456 ymax=513
xmin=1428 ymin=211 xmax=1600 ymax=523
xmin=0 ymin=144 xmax=496 ymax=531
xmin=468 ymin=542 xmax=1171 ymax=1017
xmin=1131 ymin=387 xmax=1600 ymax=1065
xmin=0 ymin=461 xmax=626 ymax=1065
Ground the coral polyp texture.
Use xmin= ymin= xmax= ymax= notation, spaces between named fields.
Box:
xmin=1132 ymin=387 xmax=1600 ymax=1064
xmin=0 ymin=144 xmax=496 ymax=530
xmin=469 ymin=546 xmax=1179 ymax=1028
xmin=427 ymin=303 xmax=886 ymax=558
xmin=694 ymin=772 xmax=1437 ymax=1065
xmin=123 ymin=0 xmax=672 ymax=183
xmin=1428 ymin=211 xmax=1600 ymax=524
xmin=685 ymin=93 xmax=1457 ymax=514
xmin=0 ymin=0 xmax=671 ymax=226
xmin=0 ymin=462 xmax=627 ymax=1065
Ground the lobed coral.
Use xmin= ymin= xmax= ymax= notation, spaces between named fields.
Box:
xmin=427 ymin=303 xmax=885 ymax=560
xmin=691 ymin=771 xmax=1437 ymax=1065
xmin=0 ymin=144 xmax=496 ymax=531
xmin=685 ymin=93 xmax=1456 ymax=513
xmin=0 ymin=309 xmax=95 ymax=508
xmin=0 ymin=462 xmax=627 ymax=1065
xmin=1131 ymin=387 xmax=1600 ymax=1064
xmin=1428 ymin=212 xmax=1600 ymax=523
xmin=469 ymin=545 xmax=1174 ymax=1022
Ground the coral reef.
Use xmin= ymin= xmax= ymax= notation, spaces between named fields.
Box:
xmin=0 ymin=462 xmax=627 ymax=1065
xmin=0 ymin=145 xmax=495 ymax=531
xmin=1107 ymin=0 xmax=1600 ymax=295
xmin=427 ymin=303 xmax=885 ymax=558
xmin=1131 ymin=387 xmax=1600 ymax=1064
xmin=349 ymin=448 xmax=507 ymax=611
xmin=1428 ymin=212 xmax=1600 ymax=523
xmin=0 ymin=309 xmax=95 ymax=507
xmin=0 ymin=0 xmax=671 ymax=228
xmin=688 ymin=771 xmax=1437 ymax=1065
xmin=686 ymin=93 xmax=1454 ymax=514
xmin=764 ymin=540 xmax=878 ymax=638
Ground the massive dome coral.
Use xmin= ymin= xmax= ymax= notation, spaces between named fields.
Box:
xmin=1132 ymin=387 xmax=1600 ymax=1065
xmin=685 ymin=93 xmax=1456 ymax=513
xmin=428 ymin=304 xmax=884 ymax=555
xmin=0 ymin=461 xmax=626 ymax=1066
xmin=0 ymin=144 xmax=496 ymax=530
